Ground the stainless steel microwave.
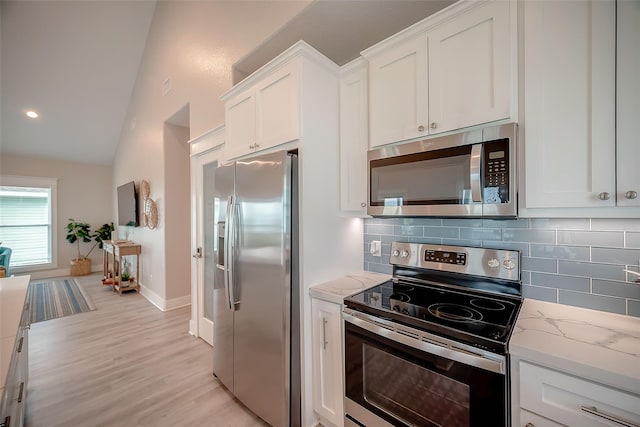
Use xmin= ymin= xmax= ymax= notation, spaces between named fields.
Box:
xmin=368 ymin=123 xmax=517 ymax=218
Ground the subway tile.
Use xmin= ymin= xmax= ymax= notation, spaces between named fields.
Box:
xmin=394 ymin=225 xmax=424 ymax=237
xmin=530 ymin=272 xmax=590 ymax=292
xmin=482 ymin=218 xmax=530 ymax=228
xmin=522 ymin=257 xmax=557 ymax=273
xmin=530 ymin=244 xmax=590 ymax=261
xmin=409 ymin=236 xmax=434 ymax=243
xmin=409 ymin=218 xmax=444 ymax=227
xmin=443 ymin=218 xmax=483 ymax=228
xmin=521 ymin=271 xmax=531 ymax=285
xmin=558 ymin=290 xmax=626 ymax=315
xmin=592 ymin=279 xmax=640 ymax=300
xmin=628 ymin=300 xmax=640 ymax=317
xmin=558 ymin=260 xmax=626 ymax=281
xmin=627 ymin=233 xmax=640 ymax=249
xmin=460 ymin=227 xmax=502 ymax=241
xmin=366 ymin=223 xmax=394 ymax=235
xmin=591 ymin=218 xmax=640 ymax=232
xmin=557 ymin=230 xmax=624 ymax=248
xmin=381 ymin=235 xmax=409 ymax=245
xmin=502 ymin=229 xmax=555 ymax=244
xmin=530 ymin=218 xmax=590 ymax=230
xmin=522 ymin=285 xmax=557 ymax=303
xmin=483 ymin=241 xmax=530 ymax=256
xmin=591 ymin=247 xmax=640 ymax=265
xmin=423 ymin=227 xmax=459 ymax=239
xmin=368 ymin=262 xmax=393 ymax=275
xmin=442 ymin=239 xmax=483 ymax=248
xmin=363 ymin=234 xmax=381 ymax=244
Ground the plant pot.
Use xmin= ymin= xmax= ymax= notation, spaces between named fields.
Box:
xmin=70 ymin=257 xmax=91 ymax=276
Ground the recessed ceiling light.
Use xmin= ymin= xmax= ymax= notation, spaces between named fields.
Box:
xmin=26 ymin=111 xmax=39 ymax=118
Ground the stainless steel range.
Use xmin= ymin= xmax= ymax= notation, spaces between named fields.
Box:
xmin=343 ymin=242 xmax=522 ymax=427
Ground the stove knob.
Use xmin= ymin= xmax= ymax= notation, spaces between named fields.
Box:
xmin=502 ymin=259 xmax=516 ymax=270
xmin=402 ymin=308 xmax=410 ymax=315
xmin=392 ymin=305 xmax=400 ymax=312
xmin=401 ymin=250 xmax=409 ymax=258
xmin=487 ymin=258 xmax=500 ymax=269
xmin=392 ymin=249 xmax=400 ymax=257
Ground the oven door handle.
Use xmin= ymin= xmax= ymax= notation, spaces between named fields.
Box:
xmin=343 ymin=309 xmax=505 ymax=375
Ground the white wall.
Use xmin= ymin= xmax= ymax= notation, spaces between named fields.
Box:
xmin=112 ymin=1 xmax=311 ymax=308
xmin=0 ymin=154 xmax=113 ymax=278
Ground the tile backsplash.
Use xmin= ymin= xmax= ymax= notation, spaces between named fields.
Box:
xmin=363 ymin=217 xmax=640 ymax=317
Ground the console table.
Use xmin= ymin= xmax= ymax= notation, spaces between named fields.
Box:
xmin=103 ymin=241 xmax=141 ymax=295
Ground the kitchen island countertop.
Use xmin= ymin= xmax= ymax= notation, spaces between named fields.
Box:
xmin=510 ymin=298 xmax=640 ymax=395
xmin=309 ymin=271 xmax=391 ymax=304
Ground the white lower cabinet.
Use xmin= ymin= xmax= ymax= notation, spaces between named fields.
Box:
xmin=311 ymin=297 xmax=344 ymax=427
xmin=517 ymin=361 xmax=640 ymax=427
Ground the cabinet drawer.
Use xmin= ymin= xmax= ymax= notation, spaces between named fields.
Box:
xmin=520 ymin=409 xmax=563 ymax=427
xmin=520 ymin=362 xmax=640 ymax=427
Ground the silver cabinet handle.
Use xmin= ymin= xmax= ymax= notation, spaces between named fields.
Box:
xmin=249 ymin=144 xmax=255 ymax=149
xmin=18 ymin=382 xmax=24 ymax=403
xmin=192 ymin=247 xmax=202 ymax=259
xmin=430 ymin=122 xmax=437 ymax=129
xmin=625 ymin=190 xmax=638 ymax=199
xmin=360 ymin=202 xmax=366 ymax=208
xmin=322 ymin=318 xmax=328 ymax=350
xmin=598 ymin=192 xmax=610 ymax=200
xmin=254 ymin=143 xmax=260 ymax=149
xmin=580 ymin=406 xmax=639 ymax=427
xmin=417 ymin=125 xmax=425 ymax=132
xmin=525 ymin=423 xmax=534 ymax=427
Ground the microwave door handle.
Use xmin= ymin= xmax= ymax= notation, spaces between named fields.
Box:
xmin=470 ymin=144 xmax=483 ymax=203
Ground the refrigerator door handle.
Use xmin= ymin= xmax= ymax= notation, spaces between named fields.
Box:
xmin=227 ymin=195 xmax=238 ymax=311
xmin=224 ymin=195 xmax=235 ymax=311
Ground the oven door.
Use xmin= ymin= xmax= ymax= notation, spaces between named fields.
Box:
xmin=343 ymin=316 xmax=508 ymax=427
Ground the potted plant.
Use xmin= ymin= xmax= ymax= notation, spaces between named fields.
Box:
xmin=66 ymin=219 xmax=114 ymax=276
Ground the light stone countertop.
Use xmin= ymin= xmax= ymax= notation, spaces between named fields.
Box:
xmin=309 ymin=271 xmax=391 ymax=305
xmin=510 ymin=298 xmax=640 ymax=395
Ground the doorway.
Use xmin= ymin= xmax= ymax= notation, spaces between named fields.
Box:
xmin=190 ymin=127 xmax=225 ymax=346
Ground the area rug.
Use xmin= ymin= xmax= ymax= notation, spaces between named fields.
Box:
xmin=27 ymin=277 xmax=96 ymax=323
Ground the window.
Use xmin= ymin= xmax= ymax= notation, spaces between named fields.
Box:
xmin=0 ymin=176 xmax=57 ymax=270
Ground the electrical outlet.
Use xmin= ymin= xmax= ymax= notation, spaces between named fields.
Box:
xmin=369 ymin=240 xmax=382 ymax=257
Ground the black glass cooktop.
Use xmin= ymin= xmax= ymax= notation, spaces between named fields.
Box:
xmin=344 ymin=279 xmax=522 ymax=354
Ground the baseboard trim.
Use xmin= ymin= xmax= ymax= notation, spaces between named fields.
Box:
xmin=138 ymin=282 xmax=191 ymax=312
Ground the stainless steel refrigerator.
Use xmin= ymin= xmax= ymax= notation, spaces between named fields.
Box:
xmin=213 ymin=150 xmax=300 ymax=427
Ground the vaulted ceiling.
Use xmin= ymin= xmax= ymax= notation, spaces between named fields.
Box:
xmin=1 ymin=0 xmax=453 ymax=166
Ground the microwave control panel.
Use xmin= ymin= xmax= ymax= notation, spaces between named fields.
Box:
xmin=483 ymin=139 xmax=510 ymax=203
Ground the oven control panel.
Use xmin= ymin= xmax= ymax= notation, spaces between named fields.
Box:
xmin=389 ymin=242 xmax=520 ymax=281
xmin=424 ymin=249 xmax=467 ymax=266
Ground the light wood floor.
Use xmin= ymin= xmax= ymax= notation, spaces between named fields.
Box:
xmin=26 ymin=273 xmax=268 ymax=427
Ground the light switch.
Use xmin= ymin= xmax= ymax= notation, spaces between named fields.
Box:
xmin=369 ymin=240 xmax=381 ymax=257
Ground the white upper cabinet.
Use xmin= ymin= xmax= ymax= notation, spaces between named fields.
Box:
xmin=367 ymin=35 xmax=428 ymax=148
xmin=521 ymin=0 xmax=639 ymax=217
xmin=616 ymin=0 xmax=640 ymax=208
xmin=222 ymin=50 xmax=302 ymax=160
xmin=522 ymin=0 xmax=616 ymax=210
xmin=339 ymin=59 xmax=369 ymax=215
xmin=364 ymin=0 xmax=514 ymax=148
xmin=428 ymin=0 xmax=511 ymax=134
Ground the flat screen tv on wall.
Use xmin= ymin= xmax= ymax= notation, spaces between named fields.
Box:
xmin=117 ymin=181 xmax=139 ymax=227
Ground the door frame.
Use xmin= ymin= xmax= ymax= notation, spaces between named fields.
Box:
xmin=189 ymin=125 xmax=225 ymax=345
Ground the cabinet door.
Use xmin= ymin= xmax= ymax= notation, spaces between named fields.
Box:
xmin=311 ymin=298 xmax=344 ymax=427
xmin=428 ymin=1 xmax=511 ymax=134
xmin=523 ymin=0 xmax=616 ymax=208
xmin=368 ymin=35 xmax=428 ymax=148
xmin=255 ymin=61 xmax=300 ymax=152
xmin=616 ymin=0 xmax=640 ymax=207
xmin=339 ymin=63 xmax=368 ymax=214
xmin=224 ymin=87 xmax=256 ymax=159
